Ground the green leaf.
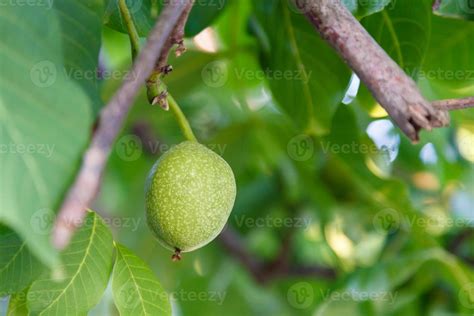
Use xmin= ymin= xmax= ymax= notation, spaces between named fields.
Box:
xmin=27 ymin=212 xmax=114 ymax=315
xmin=365 ymin=0 xmax=431 ymax=75
xmin=0 ymin=5 xmax=92 ymax=268
xmin=0 ymin=228 xmax=43 ymax=296
xmin=342 ymin=0 xmax=392 ymax=19
xmin=53 ymin=0 xmax=105 ymax=115
xmin=433 ymin=0 xmax=474 ymax=21
xmin=104 ymin=0 xmax=156 ymax=37
xmin=112 ymin=243 xmax=171 ymax=316
xmin=215 ymin=0 xmax=254 ymax=49
xmin=7 ymin=287 xmax=29 ymax=316
xmin=349 ymin=248 xmax=474 ymax=300
xmin=421 ymin=14 xmax=474 ymax=92
xmin=185 ymin=0 xmax=228 ymax=36
xmin=254 ymin=0 xmax=351 ymax=135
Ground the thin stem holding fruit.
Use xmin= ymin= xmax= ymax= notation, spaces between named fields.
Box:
xmin=118 ymin=0 xmax=141 ymax=60
xmin=146 ymin=70 xmax=198 ymax=143
xmin=52 ymin=0 xmax=194 ymax=249
xmin=119 ymin=0 xmax=198 ymax=142
xmin=172 ymin=248 xmax=182 ymax=261
xmin=167 ymin=94 xmax=197 ymax=142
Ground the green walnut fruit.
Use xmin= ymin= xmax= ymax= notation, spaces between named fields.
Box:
xmin=145 ymin=141 xmax=236 ymax=259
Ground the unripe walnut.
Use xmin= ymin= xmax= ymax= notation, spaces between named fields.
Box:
xmin=145 ymin=141 xmax=236 ymax=259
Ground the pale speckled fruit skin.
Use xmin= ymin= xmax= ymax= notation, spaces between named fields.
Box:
xmin=145 ymin=141 xmax=236 ymax=252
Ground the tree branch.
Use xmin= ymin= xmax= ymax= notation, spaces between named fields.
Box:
xmin=433 ymin=97 xmax=474 ymax=111
xmin=219 ymin=228 xmax=337 ymax=284
xmin=294 ymin=0 xmax=450 ymax=142
xmin=52 ymin=0 xmax=194 ymax=249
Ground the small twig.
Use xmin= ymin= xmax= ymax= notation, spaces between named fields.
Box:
xmin=432 ymin=97 xmax=474 ymax=111
xmin=447 ymin=229 xmax=474 ymax=267
xmin=156 ymin=1 xmax=194 ymax=71
xmin=52 ymin=0 xmax=194 ymax=249
xmin=448 ymin=229 xmax=474 ymax=253
xmin=219 ymin=228 xmax=336 ymax=283
xmin=219 ymin=228 xmax=263 ymax=280
xmin=118 ymin=0 xmax=141 ymax=60
xmin=294 ymin=0 xmax=450 ymax=142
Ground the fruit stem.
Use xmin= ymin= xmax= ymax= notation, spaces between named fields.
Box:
xmin=118 ymin=0 xmax=141 ymax=60
xmin=171 ymin=248 xmax=182 ymax=261
xmin=120 ymin=0 xmax=197 ymax=143
xmin=167 ymin=94 xmax=198 ymax=142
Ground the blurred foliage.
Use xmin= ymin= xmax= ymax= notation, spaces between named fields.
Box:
xmin=1 ymin=0 xmax=474 ymax=315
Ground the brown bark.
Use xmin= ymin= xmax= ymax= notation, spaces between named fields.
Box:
xmin=295 ymin=0 xmax=450 ymax=142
